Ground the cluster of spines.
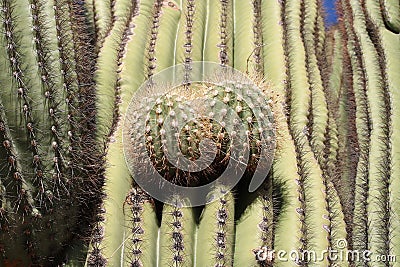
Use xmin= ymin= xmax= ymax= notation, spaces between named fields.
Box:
xmin=183 ymin=0 xmax=195 ymax=61
xmin=53 ymin=0 xmax=79 ymax=150
xmin=86 ymin=205 xmax=107 ymax=267
xmin=30 ymin=0 xmax=71 ymax=206
xmin=1 ymin=0 xmax=48 ymax=206
xmin=279 ymin=0 xmax=334 ymax=264
xmin=123 ymin=187 xmax=153 ymax=267
xmin=217 ymin=0 xmax=230 ymax=66
xmin=338 ymin=0 xmax=372 ymax=258
xmin=166 ymin=206 xmax=187 ymax=266
xmin=336 ymin=0 xmax=400 ymax=264
xmin=111 ymin=1 xmax=140 ymax=138
xmin=197 ymin=190 xmax=234 ymax=267
xmin=213 ymin=197 xmax=230 ymax=266
xmin=0 ymin=108 xmax=35 ymax=217
xmin=258 ymin=181 xmax=275 ymax=267
xmin=146 ymin=0 xmax=163 ymax=79
xmin=182 ymin=0 xmax=195 ymax=84
xmin=251 ymin=0 xmax=263 ymax=74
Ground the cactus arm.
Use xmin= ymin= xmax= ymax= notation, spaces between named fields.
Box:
xmin=95 ymin=0 xmax=138 ymax=144
xmin=346 ymin=1 xmax=392 ymax=264
xmin=203 ymin=0 xmax=233 ymax=66
xmin=27 ymin=0 xmax=90 ymax=260
xmin=0 ymin=0 xmax=51 ymax=197
xmin=196 ymin=190 xmax=235 ymax=267
xmin=158 ymin=203 xmax=196 ymax=267
xmin=28 ymin=0 xmax=72 ymax=202
xmin=0 ymin=0 xmax=54 ymax=262
xmin=335 ymin=3 xmax=361 ymax=247
xmin=0 ymin=0 xmax=100 ymax=264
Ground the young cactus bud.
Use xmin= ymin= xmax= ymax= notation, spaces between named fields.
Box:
xmin=124 ymin=65 xmax=275 ymax=199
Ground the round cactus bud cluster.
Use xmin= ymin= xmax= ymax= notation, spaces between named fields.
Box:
xmin=124 ymin=78 xmax=275 ymax=188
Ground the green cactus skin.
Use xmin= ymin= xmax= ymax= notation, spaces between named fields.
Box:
xmin=233 ymin=0 xmax=263 ymax=74
xmin=0 ymin=0 xmax=103 ymax=265
xmin=338 ymin=1 xmax=371 ymax=257
xmin=300 ymin=0 xmax=329 ymax=164
xmin=158 ymin=201 xmax=196 ymax=267
xmin=379 ymin=0 xmax=400 ymax=33
xmin=95 ymin=0 xmax=139 ymax=145
xmin=280 ymin=0 xmax=339 ymax=264
xmin=174 ymin=0 xmax=207 ymax=69
xmin=203 ymin=0 xmax=233 ymax=66
xmin=122 ymin=187 xmax=158 ymax=267
xmin=233 ymin=180 xmax=274 ymax=267
xmin=87 ymin=1 xmax=156 ymax=265
xmin=92 ymin=0 xmax=114 ymax=48
xmin=196 ymin=189 xmax=235 ymax=267
xmin=336 ymin=0 xmax=400 ymax=265
xmin=363 ymin=0 xmax=400 ymax=262
xmin=260 ymin=0 xmax=305 ymax=263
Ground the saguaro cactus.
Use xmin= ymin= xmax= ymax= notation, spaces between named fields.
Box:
xmin=88 ymin=0 xmax=348 ymax=266
xmin=335 ymin=0 xmax=400 ymax=265
xmin=0 ymin=0 xmax=103 ymax=265
xmin=0 ymin=0 xmax=399 ymax=266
